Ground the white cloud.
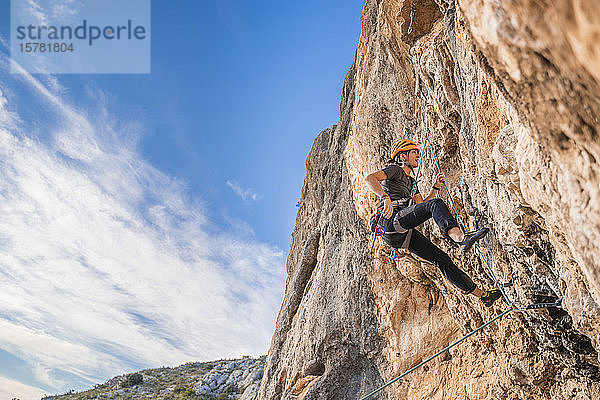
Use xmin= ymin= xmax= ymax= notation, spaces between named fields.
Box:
xmin=0 ymin=62 xmax=284 ymax=394
xmin=223 ymin=215 xmax=256 ymax=237
xmin=226 ymin=180 xmax=263 ymax=202
xmin=0 ymin=87 xmax=21 ymax=131
xmin=0 ymin=376 xmax=47 ymax=400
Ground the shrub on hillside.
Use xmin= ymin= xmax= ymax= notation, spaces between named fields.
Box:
xmin=121 ymin=373 xmax=143 ymax=388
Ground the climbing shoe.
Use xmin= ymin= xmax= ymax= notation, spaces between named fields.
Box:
xmin=481 ymin=289 xmax=502 ymax=307
xmin=460 ymin=227 xmax=489 ymax=252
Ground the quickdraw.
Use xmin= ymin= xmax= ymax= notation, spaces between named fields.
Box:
xmin=369 ymin=212 xmax=386 ymax=256
xmin=407 ymin=0 xmax=416 ymax=35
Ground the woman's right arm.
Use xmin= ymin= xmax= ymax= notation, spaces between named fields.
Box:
xmin=365 ymin=171 xmax=393 ymax=218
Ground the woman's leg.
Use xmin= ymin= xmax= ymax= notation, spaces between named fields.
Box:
xmin=407 ymin=229 xmax=477 ymax=293
xmin=396 ymin=198 xmax=459 ymax=235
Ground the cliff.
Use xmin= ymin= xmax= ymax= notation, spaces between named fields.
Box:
xmin=259 ymin=0 xmax=600 ymax=399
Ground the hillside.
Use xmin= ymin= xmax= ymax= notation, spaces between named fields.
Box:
xmin=43 ymin=356 xmax=264 ymax=400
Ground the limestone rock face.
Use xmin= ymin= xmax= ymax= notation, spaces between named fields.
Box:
xmin=259 ymin=0 xmax=600 ymax=399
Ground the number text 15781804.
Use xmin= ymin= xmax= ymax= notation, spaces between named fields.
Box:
xmin=19 ymin=43 xmax=74 ymax=53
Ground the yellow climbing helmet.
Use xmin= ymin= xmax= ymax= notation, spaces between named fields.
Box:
xmin=390 ymin=139 xmax=419 ymax=159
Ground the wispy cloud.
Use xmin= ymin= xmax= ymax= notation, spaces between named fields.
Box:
xmin=20 ymin=0 xmax=49 ymax=25
xmin=0 ymin=33 xmax=9 ymax=50
xmin=226 ymin=180 xmax=263 ymax=202
xmin=0 ymin=60 xmax=284 ymax=398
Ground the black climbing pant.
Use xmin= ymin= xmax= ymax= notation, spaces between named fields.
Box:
xmin=395 ymin=198 xmax=459 ymax=235
xmin=407 ymin=229 xmax=476 ymax=293
xmin=383 ymin=198 xmax=477 ymax=294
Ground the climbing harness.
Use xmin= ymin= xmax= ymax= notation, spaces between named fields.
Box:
xmin=360 ymin=129 xmax=564 ymax=400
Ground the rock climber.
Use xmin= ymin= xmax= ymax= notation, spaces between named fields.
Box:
xmin=365 ymin=138 xmax=502 ymax=307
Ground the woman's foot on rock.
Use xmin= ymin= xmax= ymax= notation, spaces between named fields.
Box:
xmin=460 ymin=227 xmax=489 ymax=252
xmin=481 ymin=289 xmax=502 ymax=307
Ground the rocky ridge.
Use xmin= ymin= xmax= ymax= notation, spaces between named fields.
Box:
xmin=259 ymin=0 xmax=600 ymax=399
xmin=43 ymin=356 xmax=264 ymax=400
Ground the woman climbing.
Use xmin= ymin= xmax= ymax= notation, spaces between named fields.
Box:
xmin=365 ymin=138 xmax=502 ymax=307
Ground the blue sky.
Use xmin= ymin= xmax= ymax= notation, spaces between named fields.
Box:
xmin=0 ymin=0 xmax=363 ymax=398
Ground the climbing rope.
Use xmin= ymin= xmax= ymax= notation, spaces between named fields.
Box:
xmin=359 ymin=307 xmax=514 ymax=400
xmin=424 ymin=137 xmax=513 ymax=307
xmin=421 ymin=106 xmax=514 ymax=306
xmin=360 ymin=126 xmax=564 ymax=400
xmin=359 ymin=297 xmax=562 ymax=400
